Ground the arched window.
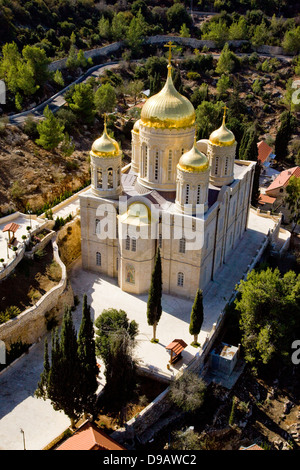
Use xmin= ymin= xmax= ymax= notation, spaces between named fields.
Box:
xmin=214 ymin=157 xmax=219 ymax=175
xmin=97 ymin=169 xmax=102 ymax=188
xmin=95 ymin=218 xmax=100 ymax=234
xmin=131 ymin=237 xmax=137 ymax=252
xmin=224 ymin=157 xmax=229 ymax=175
xmin=167 ymin=151 xmax=172 ymax=181
xmin=179 ymin=238 xmax=186 ymax=254
xmin=196 ymin=185 xmax=201 ymax=204
xmin=125 ymin=235 xmax=130 ymax=250
xmin=117 ymin=167 xmax=121 ymax=186
xmin=177 ymin=272 xmax=184 ymax=287
xmin=143 ymin=145 xmax=148 ymax=178
xmin=126 ymin=265 xmax=135 ymax=284
xmin=107 ymin=167 xmax=113 ymax=189
xmin=158 ymin=232 xmax=162 ymax=249
xmin=185 ymin=184 xmax=190 ymax=204
xmin=154 ymin=150 xmax=159 ymax=181
xmin=96 ymin=252 xmax=101 ymax=266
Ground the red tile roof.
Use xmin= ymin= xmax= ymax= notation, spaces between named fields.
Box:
xmin=257 ymin=141 xmax=273 ymax=164
xmin=258 ymin=194 xmax=276 ymax=205
xmin=266 ymin=167 xmax=300 ymax=192
xmin=56 ymin=421 xmax=126 ymax=451
xmin=166 ymin=339 xmax=187 ymax=356
xmin=2 ymin=223 xmax=20 ymax=233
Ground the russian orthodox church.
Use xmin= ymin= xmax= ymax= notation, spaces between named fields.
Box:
xmin=80 ymin=46 xmax=256 ymax=299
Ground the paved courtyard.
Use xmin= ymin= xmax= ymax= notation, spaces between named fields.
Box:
xmin=0 ymin=214 xmax=42 ymax=265
xmin=0 ymin=209 xmax=278 ymax=450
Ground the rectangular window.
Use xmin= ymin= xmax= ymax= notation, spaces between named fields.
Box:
xmin=96 ymin=252 xmax=101 ymax=266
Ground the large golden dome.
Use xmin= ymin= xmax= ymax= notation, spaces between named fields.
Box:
xmin=140 ymin=65 xmax=195 ymax=130
xmin=209 ymin=108 xmax=235 ymax=147
xmin=178 ymin=139 xmax=209 ymax=173
xmin=91 ymin=121 xmax=120 ymax=157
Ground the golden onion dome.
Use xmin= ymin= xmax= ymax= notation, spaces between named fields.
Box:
xmin=178 ymin=138 xmax=209 ymax=173
xmin=140 ymin=65 xmax=195 ymax=130
xmin=91 ymin=121 xmax=120 ymax=158
xmin=209 ymin=107 xmax=235 ymax=147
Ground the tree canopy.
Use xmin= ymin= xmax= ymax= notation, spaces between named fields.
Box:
xmin=235 ymin=267 xmax=300 ymax=371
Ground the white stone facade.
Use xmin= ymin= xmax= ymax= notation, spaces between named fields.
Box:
xmin=80 ymin=124 xmax=255 ymax=299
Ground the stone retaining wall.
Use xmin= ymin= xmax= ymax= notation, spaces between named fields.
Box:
xmin=48 ymin=36 xmax=286 ymax=72
xmin=0 ymin=237 xmax=73 ymax=350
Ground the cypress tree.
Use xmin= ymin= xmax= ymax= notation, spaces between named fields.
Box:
xmin=35 ymin=308 xmax=81 ymax=427
xmin=189 ymin=289 xmax=204 ymax=346
xmin=275 ymin=111 xmax=294 ymax=162
xmin=35 ymin=338 xmax=50 ymax=399
xmin=147 ymin=247 xmax=162 ymax=343
xmin=239 ymin=123 xmax=260 ymax=206
xmin=58 ymin=307 xmax=81 ymax=426
xmin=77 ymin=294 xmax=98 ymax=417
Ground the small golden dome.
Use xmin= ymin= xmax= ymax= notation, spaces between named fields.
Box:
xmin=209 ymin=107 xmax=235 ymax=147
xmin=132 ymin=119 xmax=141 ymax=134
xmin=178 ymin=139 xmax=209 ymax=173
xmin=119 ymin=202 xmax=151 ymax=226
xmin=140 ymin=65 xmax=195 ymax=130
xmin=91 ymin=121 xmax=120 ymax=157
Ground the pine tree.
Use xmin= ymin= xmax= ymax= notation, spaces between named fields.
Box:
xmin=36 ymin=105 xmax=65 ymax=150
xmin=94 ymin=82 xmax=116 ymax=115
xmin=189 ymin=289 xmax=204 ymax=346
xmin=147 ymin=247 xmax=162 ymax=343
xmin=66 ymin=82 xmax=95 ymax=125
xmin=77 ymin=294 xmax=98 ymax=417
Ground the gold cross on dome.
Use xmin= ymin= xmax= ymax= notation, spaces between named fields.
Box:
xmin=222 ymin=105 xmax=228 ymax=118
xmin=164 ymin=41 xmax=176 ymax=66
xmin=103 ymin=112 xmax=107 ymax=130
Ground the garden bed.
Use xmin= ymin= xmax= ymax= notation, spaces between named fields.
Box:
xmin=0 ymin=242 xmax=61 ymax=323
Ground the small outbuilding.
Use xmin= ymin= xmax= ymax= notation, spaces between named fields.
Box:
xmin=210 ymin=342 xmax=240 ymax=376
xmin=2 ymin=222 xmax=20 ymax=245
xmin=166 ymin=339 xmax=187 ymax=364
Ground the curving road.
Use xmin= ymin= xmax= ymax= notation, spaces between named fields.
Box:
xmin=8 ymin=35 xmax=292 ymax=126
xmin=9 ymin=61 xmax=119 ymax=125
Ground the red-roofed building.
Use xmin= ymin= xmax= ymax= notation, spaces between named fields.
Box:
xmin=55 ymin=421 xmax=126 ymax=450
xmin=266 ymin=167 xmax=300 ymax=197
xmin=265 ymin=166 xmax=300 ymax=222
xmin=257 ymin=141 xmax=276 ymax=171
